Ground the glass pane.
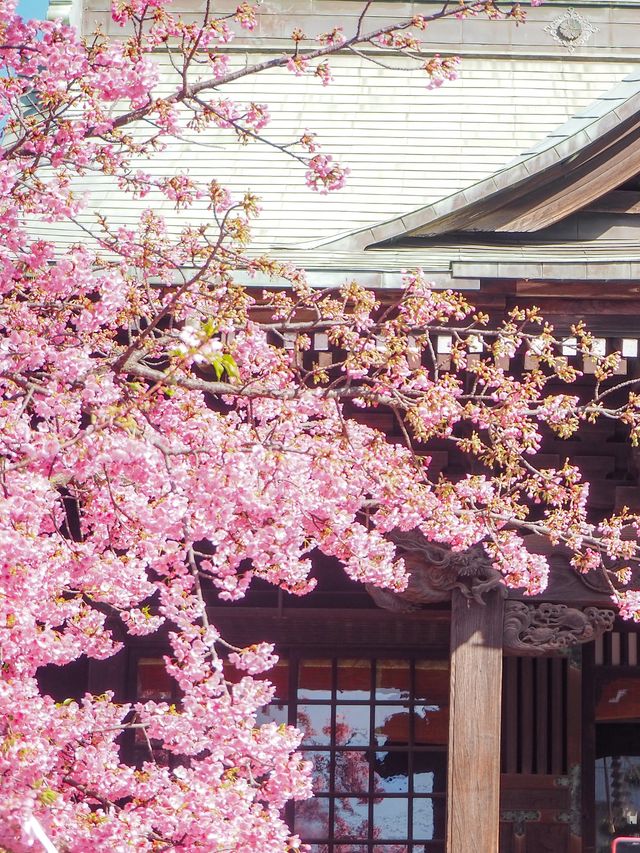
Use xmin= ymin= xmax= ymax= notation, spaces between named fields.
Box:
xmin=334 ymin=797 xmax=369 ymax=839
xmin=334 ymin=750 xmax=371 ymax=794
xmin=294 ymin=797 xmax=330 ymax=839
xmin=373 ymin=847 xmax=410 ymax=853
xmin=413 ymin=752 xmax=447 ymax=793
xmin=304 ymin=750 xmax=331 ymax=793
xmin=137 ymin=658 xmax=174 ymax=702
xmin=373 ymin=797 xmax=409 ymax=840
xmin=413 ymin=797 xmax=446 ymax=841
xmin=414 ymin=705 xmax=449 ymax=746
xmin=596 ymin=675 xmax=640 ymax=721
xmin=375 ymin=705 xmax=410 ymax=746
xmin=374 ymin=751 xmax=409 ymax=793
xmin=337 ymin=659 xmax=371 ymax=700
xmin=376 ymin=660 xmax=410 ymax=701
xmin=299 ymin=659 xmax=332 ymax=700
xmin=256 ymin=702 xmax=287 ymax=726
xmin=373 ymin=847 xmax=411 ymax=853
xmin=595 ymin=754 xmax=640 ymax=846
xmin=298 ymin=704 xmax=332 ymax=745
xmin=262 ymin=661 xmax=289 ymax=700
xmin=335 ymin=706 xmax=370 ymax=746
xmin=414 ymin=663 xmax=449 ymax=704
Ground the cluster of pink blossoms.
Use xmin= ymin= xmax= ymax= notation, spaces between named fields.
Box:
xmin=10 ymin=0 xmax=640 ymax=848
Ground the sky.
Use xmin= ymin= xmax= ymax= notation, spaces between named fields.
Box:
xmin=17 ymin=0 xmax=49 ymax=20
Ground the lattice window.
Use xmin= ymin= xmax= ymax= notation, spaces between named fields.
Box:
xmin=266 ymin=656 xmax=449 ymax=853
xmin=132 ymin=653 xmax=448 ymax=850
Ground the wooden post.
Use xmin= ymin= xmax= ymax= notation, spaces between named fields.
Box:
xmin=447 ymin=588 xmax=505 ymax=853
xmin=581 ymin=642 xmax=596 ymax=853
xmin=567 ymin=647 xmax=584 ymax=853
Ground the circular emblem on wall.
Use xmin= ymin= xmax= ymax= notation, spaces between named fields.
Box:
xmin=544 ymin=8 xmax=598 ymax=53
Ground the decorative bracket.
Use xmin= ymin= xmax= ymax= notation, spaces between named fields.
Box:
xmin=503 ymin=601 xmax=615 ymax=656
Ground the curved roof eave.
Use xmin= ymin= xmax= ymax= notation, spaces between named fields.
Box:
xmin=299 ymin=68 xmax=640 ymax=253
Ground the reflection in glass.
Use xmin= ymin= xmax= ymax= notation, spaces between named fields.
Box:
xmin=334 ymin=750 xmax=370 ymax=794
xmin=375 ymin=660 xmax=410 ymax=701
xmin=414 ymin=770 xmax=434 ymax=794
xmin=137 ymin=658 xmax=174 ymax=702
xmin=373 ymin=797 xmax=408 ymax=839
xmin=374 ymin=752 xmax=408 ymax=793
xmin=413 ymin=752 xmax=447 ymax=793
xmin=372 ymin=847 xmax=411 ymax=853
xmin=253 ymin=661 xmax=289 ymax=700
xmin=414 ymin=704 xmax=449 ymax=745
xmin=298 ymin=660 xmax=332 ymax=700
xmin=413 ymin=797 xmax=445 ymax=840
xmin=335 ymin=797 xmax=369 ymax=838
xmin=414 ymin=663 xmax=449 ymax=704
xmin=335 ymin=707 xmax=370 ymax=746
xmin=305 ymin=750 xmax=331 ymax=792
xmin=375 ymin=705 xmax=410 ymax=746
xmin=298 ymin=704 xmax=332 ymax=745
xmin=281 ymin=656 xmax=448 ymax=848
xmin=294 ymin=797 xmax=330 ymax=838
xmin=337 ymin=659 xmax=371 ymax=700
xmin=595 ymin=753 xmax=640 ymax=851
xmin=256 ymin=703 xmax=287 ymax=726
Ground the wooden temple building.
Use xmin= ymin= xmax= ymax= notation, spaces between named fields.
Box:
xmin=39 ymin=1 xmax=640 ymax=850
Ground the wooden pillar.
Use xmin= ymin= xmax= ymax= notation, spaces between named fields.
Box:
xmin=567 ymin=646 xmax=584 ymax=853
xmin=581 ymin=642 xmax=596 ymax=853
xmin=447 ymin=588 xmax=505 ymax=853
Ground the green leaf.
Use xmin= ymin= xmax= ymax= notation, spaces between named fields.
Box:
xmin=210 ymin=355 xmax=224 ymax=380
xmin=202 ymin=318 xmax=217 ymax=337
xmin=39 ymin=788 xmax=58 ymax=805
xmin=220 ymin=354 xmax=240 ymax=380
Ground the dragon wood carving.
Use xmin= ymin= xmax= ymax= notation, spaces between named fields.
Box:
xmin=366 ymin=530 xmax=615 ymax=654
xmin=365 ymin=529 xmax=505 ymax=611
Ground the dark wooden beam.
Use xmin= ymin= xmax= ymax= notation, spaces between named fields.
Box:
xmin=207 ymin=606 xmax=451 ymax=652
xmin=447 ymin=589 xmax=505 ymax=852
xmin=515 ymin=281 xmax=640 ymax=302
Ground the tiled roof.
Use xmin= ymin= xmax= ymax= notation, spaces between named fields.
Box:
xmin=322 ymin=68 xmax=640 ymax=249
xmin=33 ymin=52 xmax=635 ymax=264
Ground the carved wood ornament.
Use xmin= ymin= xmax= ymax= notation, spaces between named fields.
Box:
xmin=503 ymin=601 xmax=615 ymax=656
xmin=367 ymin=530 xmax=616 ymax=654
xmin=365 ymin=529 xmax=505 ymax=611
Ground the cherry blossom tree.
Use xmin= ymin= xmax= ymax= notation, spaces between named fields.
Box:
xmin=4 ymin=0 xmax=640 ymax=849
